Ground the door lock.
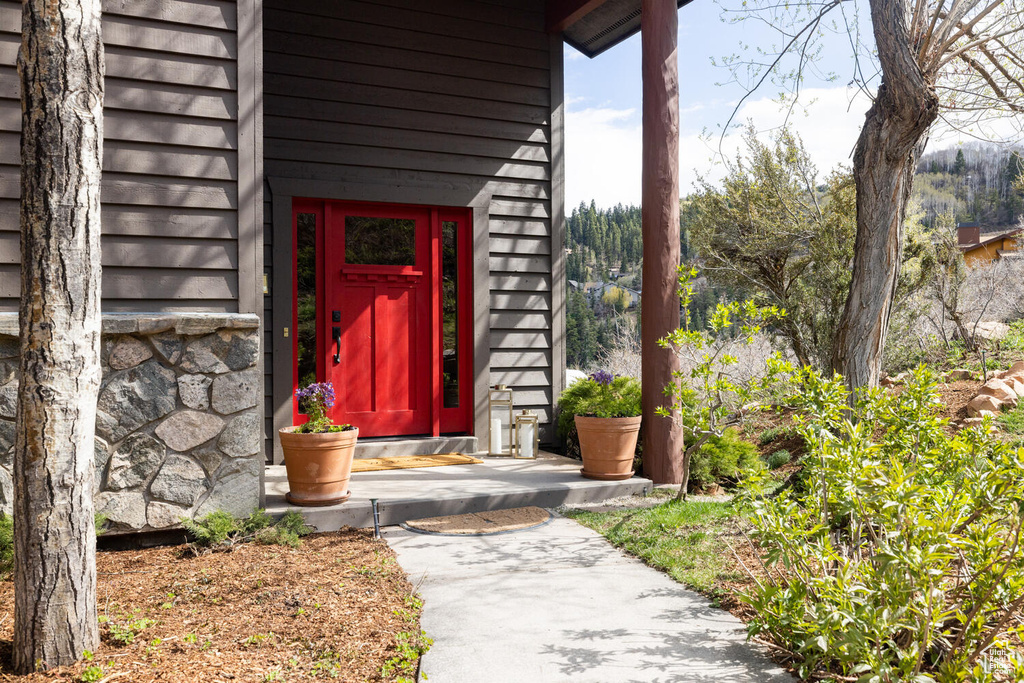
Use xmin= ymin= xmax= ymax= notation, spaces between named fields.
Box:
xmin=332 ymin=310 xmax=341 ymax=323
xmin=332 ymin=326 xmax=341 ymax=363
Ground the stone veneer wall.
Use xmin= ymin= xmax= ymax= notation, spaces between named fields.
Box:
xmin=0 ymin=313 xmax=263 ymax=534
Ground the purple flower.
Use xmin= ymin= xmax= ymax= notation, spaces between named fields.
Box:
xmin=295 ymin=382 xmax=335 ymax=410
xmin=589 ymin=370 xmax=616 ymax=386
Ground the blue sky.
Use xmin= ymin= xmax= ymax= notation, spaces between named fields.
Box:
xmin=562 ymin=0 xmax=880 ymax=208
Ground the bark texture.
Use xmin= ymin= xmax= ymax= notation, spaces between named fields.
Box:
xmin=831 ymin=0 xmax=938 ymax=389
xmin=14 ymin=0 xmax=104 ymax=671
xmin=640 ymin=0 xmax=685 ymax=485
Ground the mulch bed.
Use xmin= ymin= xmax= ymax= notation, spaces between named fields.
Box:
xmin=0 ymin=529 xmax=420 ymax=682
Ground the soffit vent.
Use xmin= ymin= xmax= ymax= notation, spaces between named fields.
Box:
xmin=563 ymin=0 xmax=694 ymax=58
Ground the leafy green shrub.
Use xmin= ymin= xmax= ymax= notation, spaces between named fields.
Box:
xmin=1003 ymin=319 xmax=1024 ymax=352
xmin=556 ymin=373 xmax=641 ymax=437
xmin=181 ymin=510 xmax=238 ymax=548
xmin=0 ymin=513 xmax=12 ymax=579
xmin=557 ymin=373 xmax=642 ymax=464
xmin=757 ymin=425 xmax=795 ymax=446
xmin=253 ymin=511 xmax=313 ymax=549
xmin=688 ymin=428 xmax=762 ymax=490
xmin=765 ymin=449 xmax=790 ymax=469
xmin=182 ymin=509 xmax=314 ymax=553
xmin=741 ymin=366 xmax=1024 ymax=680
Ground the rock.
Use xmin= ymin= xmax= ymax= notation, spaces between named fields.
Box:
xmin=211 ymin=369 xmax=260 ymax=415
xmin=96 ymin=492 xmax=148 ymax=531
xmin=0 ymin=337 xmax=18 ymax=359
xmin=178 ymin=374 xmax=212 ymax=411
xmin=135 ymin=315 xmax=176 ymax=336
xmin=149 ymin=455 xmax=209 ymax=506
xmin=155 ymin=411 xmax=225 ymax=452
xmin=95 ymin=361 xmax=177 ymax=442
xmin=147 ymin=501 xmax=189 ymax=529
xmin=968 ymin=394 xmax=1004 ymax=417
xmin=943 ymin=368 xmax=973 ymax=382
xmin=193 ymin=448 xmax=223 ymax=478
xmin=94 ymin=437 xmax=110 ymax=491
xmin=107 ymin=336 xmax=153 ymax=371
xmin=107 ymin=433 xmax=166 ymax=491
xmin=975 ymin=321 xmax=1010 ymax=342
xmin=1008 ymin=378 xmax=1024 ymax=398
xmin=0 ymin=419 xmax=14 ymax=460
xmin=101 ymin=315 xmax=140 ymax=334
xmin=175 ymin=315 xmax=232 ymax=336
xmin=218 ymin=410 xmax=261 ymax=458
xmin=0 ymin=467 xmax=11 ymax=515
xmin=0 ymin=381 xmax=17 ymax=418
xmin=180 ymin=331 xmax=259 ymax=374
xmin=881 ymin=372 xmax=907 ymax=387
xmin=1007 ymin=361 xmax=1024 ymax=382
xmin=979 ymin=378 xmax=1018 ymax=405
xmin=218 ymin=452 xmax=260 ymax=479
xmin=150 ymin=331 xmax=183 ymax=365
xmin=195 ymin=469 xmax=259 ymax=519
xmin=0 ymin=360 xmax=17 ymax=385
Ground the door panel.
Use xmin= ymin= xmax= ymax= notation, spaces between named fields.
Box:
xmin=327 ymin=204 xmax=431 ymax=437
xmin=293 ymin=200 xmax=472 ymax=438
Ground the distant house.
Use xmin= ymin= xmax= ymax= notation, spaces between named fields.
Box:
xmin=594 ymin=283 xmax=640 ymax=309
xmin=957 ymin=222 xmax=1022 ymax=265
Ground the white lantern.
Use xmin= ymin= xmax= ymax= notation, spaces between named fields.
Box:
xmin=513 ymin=410 xmax=539 ymax=460
xmin=487 ymin=385 xmax=514 ymax=456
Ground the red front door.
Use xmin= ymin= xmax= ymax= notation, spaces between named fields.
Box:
xmin=292 ymin=200 xmax=472 ymax=438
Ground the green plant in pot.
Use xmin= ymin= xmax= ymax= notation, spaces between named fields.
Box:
xmin=557 ymin=371 xmax=641 ymax=480
xmin=279 ymin=382 xmax=358 ymax=506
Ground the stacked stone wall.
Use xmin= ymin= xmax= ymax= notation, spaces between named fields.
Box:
xmin=0 ymin=313 xmax=262 ymax=534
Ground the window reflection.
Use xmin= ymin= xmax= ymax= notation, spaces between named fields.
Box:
xmin=442 ymin=221 xmax=459 ymax=408
xmin=345 ymin=216 xmax=416 ymax=266
xmin=296 ymin=213 xmax=317 ymax=389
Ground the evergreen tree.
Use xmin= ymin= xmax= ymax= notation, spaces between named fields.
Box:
xmin=952 ymin=148 xmax=967 ymax=175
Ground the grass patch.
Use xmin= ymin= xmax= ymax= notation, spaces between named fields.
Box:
xmin=997 ymin=403 xmax=1024 ymax=435
xmin=563 ymin=499 xmax=742 ymax=594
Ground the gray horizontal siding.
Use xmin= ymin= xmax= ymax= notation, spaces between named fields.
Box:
xmin=0 ymin=0 xmax=239 ymax=312
xmin=264 ymin=0 xmax=557 ymax=449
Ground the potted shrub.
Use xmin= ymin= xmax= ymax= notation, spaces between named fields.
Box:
xmin=557 ymin=371 xmax=641 ymax=480
xmin=279 ymin=382 xmax=358 ymax=506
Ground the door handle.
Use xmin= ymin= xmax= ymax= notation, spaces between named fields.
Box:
xmin=332 ymin=326 xmax=341 ymax=363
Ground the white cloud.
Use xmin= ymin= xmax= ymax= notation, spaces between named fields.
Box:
xmin=564 ymin=105 xmax=642 ymax=210
xmin=565 ymin=86 xmax=874 ymax=208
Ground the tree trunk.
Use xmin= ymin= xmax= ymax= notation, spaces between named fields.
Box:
xmin=831 ymin=0 xmax=937 ymax=389
xmin=640 ymin=0 xmax=685 ymax=484
xmin=14 ymin=0 xmax=103 ymax=672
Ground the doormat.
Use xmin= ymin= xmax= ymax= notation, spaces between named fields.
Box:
xmin=351 ymin=453 xmax=482 ymax=472
xmin=401 ymin=507 xmax=551 ymax=536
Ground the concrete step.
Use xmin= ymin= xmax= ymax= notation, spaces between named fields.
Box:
xmin=354 ymin=435 xmax=478 ymax=459
xmin=264 ymin=452 xmax=652 ymax=531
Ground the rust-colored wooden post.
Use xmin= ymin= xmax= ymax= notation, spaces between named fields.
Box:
xmin=640 ymin=0 xmax=684 ymax=484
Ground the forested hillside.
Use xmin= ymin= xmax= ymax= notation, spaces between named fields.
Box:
xmin=564 ymin=141 xmax=1024 ymax=370
xmin=914 ymin=142 xmax=1024 ymax=228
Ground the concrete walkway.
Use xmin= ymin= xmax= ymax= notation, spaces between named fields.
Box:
xmin=384 ymin=514 xmax=793 ymax=682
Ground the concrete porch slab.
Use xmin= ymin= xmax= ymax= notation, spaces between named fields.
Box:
xmin=354 ymin=435 xmax=478 ymax=459
xmin=264 ymin=452 xmax=652 ymax=531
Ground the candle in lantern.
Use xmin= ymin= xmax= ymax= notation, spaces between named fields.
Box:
xmin=519 ymin=421 xmax=535 ymax=459
xmin=490 ymin=417 xmax=502 ymax=453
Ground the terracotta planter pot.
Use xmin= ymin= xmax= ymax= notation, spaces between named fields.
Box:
xmin=279 ymin=426 xmax=359 ymax=506
xmin=574 ymin=415 xmax=641 ymax=481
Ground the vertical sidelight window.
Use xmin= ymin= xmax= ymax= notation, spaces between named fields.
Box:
xmin=441 ymin=220 xmax=459 ymax=408
xmin=295 ymin=212 xmax=317 ymax=389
